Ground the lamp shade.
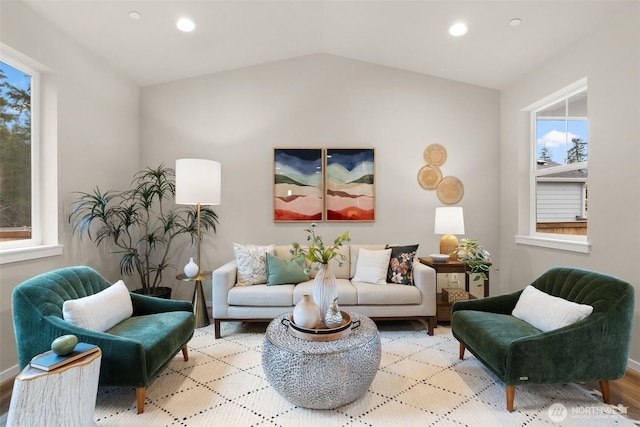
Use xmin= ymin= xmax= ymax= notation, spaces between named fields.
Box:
xmin=434 ymin=207 xmax=465 ymax=235
xmin=175 ymin=159 xmax=221 ymax=205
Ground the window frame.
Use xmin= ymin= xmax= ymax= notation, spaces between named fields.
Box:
xmin=515 ymin=78 xmax=591 ymax=254
xmin=0 ymin=44 xmax=62 ymax=264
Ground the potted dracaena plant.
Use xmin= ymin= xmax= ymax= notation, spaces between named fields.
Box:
xmin=68 ymin=164 xmax=218 ymax=297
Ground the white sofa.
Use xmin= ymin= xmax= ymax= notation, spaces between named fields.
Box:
xmin=212 ymin=244 xmax=437 ymax=338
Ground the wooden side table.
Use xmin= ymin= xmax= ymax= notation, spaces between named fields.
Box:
xmin=177 ymin=271 xmax=212 ymax=328
xmin=7 ymin=349 xmax=102 ymax=427
xmin=418 ymin=256 xmax=491 ymax=297
xmin=419 ymin=256 xmax=491 ymax=323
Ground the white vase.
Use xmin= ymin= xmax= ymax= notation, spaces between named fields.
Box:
xmin=293 ymin=294 xmax=321 ymax=329
xmin=184 ymin=257 xmax=199 ymax=278
xmin=313 ymin=263 xmax=338 ymax=323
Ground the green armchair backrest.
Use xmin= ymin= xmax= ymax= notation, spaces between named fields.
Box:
xmin=12 ymin=266 xmax=112 ymax=368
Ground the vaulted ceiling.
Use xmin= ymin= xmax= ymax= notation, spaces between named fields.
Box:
xmin=20 ymin=0 xmax=630 ymax=89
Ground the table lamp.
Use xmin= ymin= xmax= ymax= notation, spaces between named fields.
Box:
xmin=175 ymin=158 xmax=221 ymax=279
xmin=434 ymin=206 xmax=464 ymax=259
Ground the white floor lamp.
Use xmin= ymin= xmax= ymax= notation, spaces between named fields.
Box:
xmin=175 ymin=158 xmax=221 ymax=327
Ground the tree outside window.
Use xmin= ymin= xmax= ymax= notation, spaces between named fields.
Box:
xmin=0 ymin=61 xmax=32 ymax=242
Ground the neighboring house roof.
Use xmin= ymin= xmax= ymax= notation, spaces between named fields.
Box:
xmin=536 ymin=160 xmax=588 ymax=180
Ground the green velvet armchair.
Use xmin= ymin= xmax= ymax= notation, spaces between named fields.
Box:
xmin=12 ymin=266 xmax=195 ymax=414
xmin=451 ymin=266 xmax=634 ymax=412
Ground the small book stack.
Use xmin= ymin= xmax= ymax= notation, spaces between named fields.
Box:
xmin=29 ymin=342 xmax=99 ymax=372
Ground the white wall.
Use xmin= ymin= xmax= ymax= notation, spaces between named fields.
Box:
xmin=499 ymin=3 xmax=640 ymax=367
xmin=0 ymin=1 xmax=139 ymax=379
xmin=140 ymin=53 xmax=501 ymax=303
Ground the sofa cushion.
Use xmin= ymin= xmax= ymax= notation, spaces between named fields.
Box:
xmin=229 ymin=283 xmax=295 ymax=306
xmin=512 ymin=285 xmax=594 ymax=332
xmin=386 ymin=244 xmax=419 ymax=285
xmin=274 ymin=245 xmax=295 ymax=260
xmin=106 ymin=310 xmax=194 ymax=378
xmin=293 ymin=279 xmax=358 ymax=305
xmin=233 ymin=243 xmax=275 ymax=285
xmin=352 ymin=281 xmax=422 ymax=305
xmin=266 ymin=253 xmax=309 ymax=285
xmin=328 ymin=245 xmax=351 ymax=279
xmin=62 ymin=280 xmax=133 ymax=332
xmin=451 ymin=310 xmax=541 ymax=378
xmin=352 ymin=248 xmax=392 ymax=285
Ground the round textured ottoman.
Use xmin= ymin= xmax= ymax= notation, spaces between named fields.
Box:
xmin=262 ymin=312 xmax=381 ymax=409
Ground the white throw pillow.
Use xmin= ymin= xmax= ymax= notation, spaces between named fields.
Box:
xmin=512 ymin=285 xmax=593 ymax=332
xmin=233 ymin=243 xmax=276 ymax=285
xmin=352 ymin=248 xmax=392 ymax=285
xmin=62 ymin=280 xmax=133 ymax=332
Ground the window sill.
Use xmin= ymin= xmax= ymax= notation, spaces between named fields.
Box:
xmin=0 ymin=244 xmax=64 ymax=265
xmin=515 ymin=235 xmax=591 ymax=254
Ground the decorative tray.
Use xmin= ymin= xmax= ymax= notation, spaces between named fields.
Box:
xmin=281 ymin=311 xmax=360 ymax=342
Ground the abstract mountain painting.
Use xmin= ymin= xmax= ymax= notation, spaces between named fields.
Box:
xmin=274 ymin=148 xmax=323 ymax=221
xmin=326 ymin=148 xmax=375 ymax=221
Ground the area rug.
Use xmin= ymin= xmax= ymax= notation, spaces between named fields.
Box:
xmin=94 ymin=320 xmax=632 ymax=426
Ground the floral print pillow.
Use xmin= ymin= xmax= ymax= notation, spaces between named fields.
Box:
xmin=386 ymin=244 xmax=419 ymax=285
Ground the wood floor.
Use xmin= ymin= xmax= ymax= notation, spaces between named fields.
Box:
xmin=579 ymin=368 xmax=640 ymax=422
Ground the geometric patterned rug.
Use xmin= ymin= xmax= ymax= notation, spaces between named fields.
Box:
xmin=94 ymin=320 xmax=633 ymax=426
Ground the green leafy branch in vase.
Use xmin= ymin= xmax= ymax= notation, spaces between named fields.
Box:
xmin=452 ymin=238 xmax=491 ymax=285
xmin=290 ymin=223 xmax=351 ymax=274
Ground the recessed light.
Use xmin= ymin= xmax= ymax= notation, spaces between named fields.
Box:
xmin=449 ymin=22 xmax=468 ymax=36
xmin=128 ymin=11 xmax=141 ymax=20
xmin=509 ymin=18 xmax=522 ymax=27
xmin=176 ymin=18 xmax=195 ymax=32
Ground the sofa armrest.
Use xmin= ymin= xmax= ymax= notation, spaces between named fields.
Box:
xmin=212 ymin=260 xmax=238 ymax=317
xmin=130 ymin=292 xmax=193 ymax=316
xmin=413 ymin=262 xmax=436 ymax=312
xmin=452 ymin=291 xmax=522 ymax=315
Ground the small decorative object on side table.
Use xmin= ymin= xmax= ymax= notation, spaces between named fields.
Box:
xmin=176 ymin=271 xmax=212 ymax=328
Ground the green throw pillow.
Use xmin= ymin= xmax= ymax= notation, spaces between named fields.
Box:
xmin=386 ymin=244 xmax=419 ymax=285
xmin=266 ymin=253 xmax=309 ymax=285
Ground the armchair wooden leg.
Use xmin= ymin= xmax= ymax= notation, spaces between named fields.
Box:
xmin=181 ymin=345 xmax=189 ymax=361
xmin=459 ymin=343 xmax=466 ymax=360
xmin=136 ymin=387 xmax=146 ymax=414
xmin=506 ymin=385 xmax=515 ymax=412
xmin=599 ymin=380 xmax=611 ymax=404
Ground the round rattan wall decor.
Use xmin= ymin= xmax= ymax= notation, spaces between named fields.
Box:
xmin=423 ymin=144 xmax=447 ymax=167
xmin=417 ymin=165 xmax=443 ymax=190
xmin=437 ymin=176 xmax=464 ymax=205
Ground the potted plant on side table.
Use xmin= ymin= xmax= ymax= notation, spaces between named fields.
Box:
xmin=451 ymin=238 xmax=492 ymax=285
xmin=68 ymin=164 xmax=219 ymax=298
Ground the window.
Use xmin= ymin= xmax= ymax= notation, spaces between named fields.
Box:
xmin=0 ymin=45 xmax=61 ymax=263
xmin=0 ymin=59 xmax=34 ymax=245
xmin=516 ymin=78 xmax=590 ymax=253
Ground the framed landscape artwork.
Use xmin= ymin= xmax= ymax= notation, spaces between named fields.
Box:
xmin=273 ymin=148 xmax=324 ymax=222
xmin=325 ymin=148 xmax=375 ymax=222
